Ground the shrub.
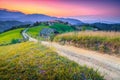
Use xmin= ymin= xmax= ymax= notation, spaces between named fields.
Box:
xmin=11 ymin=39 xmax=21 ymax=44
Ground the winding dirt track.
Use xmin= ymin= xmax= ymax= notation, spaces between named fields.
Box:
xmin=22 ymin=29 xmax=120 ymax=80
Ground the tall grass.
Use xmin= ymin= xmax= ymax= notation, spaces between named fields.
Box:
xmin=54 ymin=31 xmax=120 ymax=55
xmin=0 ymin=42 xmax=104 ymax=80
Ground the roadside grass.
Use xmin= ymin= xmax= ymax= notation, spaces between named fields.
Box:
xmin=0 ymin=28 xmax=24 ymax=45
xmin=0 ymin=42 xmax=104 ymax=80
xmin=54 ymin=31 xmax=120 ymax=55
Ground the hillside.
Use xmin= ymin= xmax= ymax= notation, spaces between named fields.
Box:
xmin=50 ymin=22 xmax=75 ymax=33
xmin=27 ymin=22 xmax=75 ymax=38
xmin=27 ymin=25 xmax=49 ymax=38
xmin=0 ymin=21 xmax=31 ymax=33
xmin=0 ymin=28 xmax=24 ymax=45
xmin=0 ymin=42 xmax=104 ymax=80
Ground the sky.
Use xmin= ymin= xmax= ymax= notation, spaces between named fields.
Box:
xmin=0 ymin=0 xmax=120 ymax=23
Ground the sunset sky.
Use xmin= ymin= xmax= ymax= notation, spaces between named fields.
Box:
xmin=0 ymin=0 xmax=120 ymax=23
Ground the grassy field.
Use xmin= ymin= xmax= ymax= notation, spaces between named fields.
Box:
xmin=81 ymin=26 xmax=94 ymax=31
xmin=27 ymin=23 xmax=75 ymax=38
xmin=27 ymin=25 xmax=49 ymax=38
xmin=54 ymin=31 xmax=120 ymax=55
xmin=0 ymin=28 xmax=24 ymax=45
xmin=0 ymin=42 xmax=104 ymax=80
xmin=50 ymin=22 xmax=75 ymax=33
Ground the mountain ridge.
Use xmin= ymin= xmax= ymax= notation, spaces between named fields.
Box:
xmin=0 ymin=9 xmax=83 ymax=25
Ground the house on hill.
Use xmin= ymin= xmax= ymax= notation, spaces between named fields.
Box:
xmin=40 ymin=28 xmax=59 ymax=39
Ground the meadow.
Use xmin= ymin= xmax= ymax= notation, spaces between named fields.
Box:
xmin=50 ymin=22 xmax=75 ymax=33
xmin=27 ymin=25 xmax=49 ymax=38
xmin=0 ymin=28 xmax=24 ymax=45
xmin=0 ymin=42 xmax=104 ymax=80
xmin=27 ymin=22 xmax=75 ymax=38
xmin=54 ymin=31 xmax=120 ymax=55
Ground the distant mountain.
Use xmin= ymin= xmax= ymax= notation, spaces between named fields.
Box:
xmin=0 ymin=9 xmax=83 ymax=25
xmin=91 ymin=23 xmax=120 ymax=31
xmin=17 ymin=14 xmax=57 ymax=22
xmin=0 ymin=9 xmax=25 ymax=19
xmin=0 ymin=21 xmax=31 ymax=33
xmin=58 ymin=18 xmax=83 ymax=25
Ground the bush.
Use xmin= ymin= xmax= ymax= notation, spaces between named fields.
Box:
xmin=11 ymin=39 xmax=21 ymax=44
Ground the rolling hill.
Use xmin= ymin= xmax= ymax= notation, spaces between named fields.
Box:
xmin=27 ymin=22 xmax=75 ymax=38
xmin=0 ymin=28 xmax=24 ymax=45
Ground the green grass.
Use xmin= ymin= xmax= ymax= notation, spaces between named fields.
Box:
xmin=81 ymin=26 xmax=94 ymax=31
xmin=27 ymin=23 xmax=75 ymax=38
xmin=0 ymin=28 xmax=24 ymax=45
xmin=54 ymin=31 xmax=120 ymax=54
xmin=0 ymin=42 xmax=104 ymax=80
xmin=49 ymin=23 xmax=75 ymax=33
xmin=27 ymin=25 xmax=49 ymax=38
